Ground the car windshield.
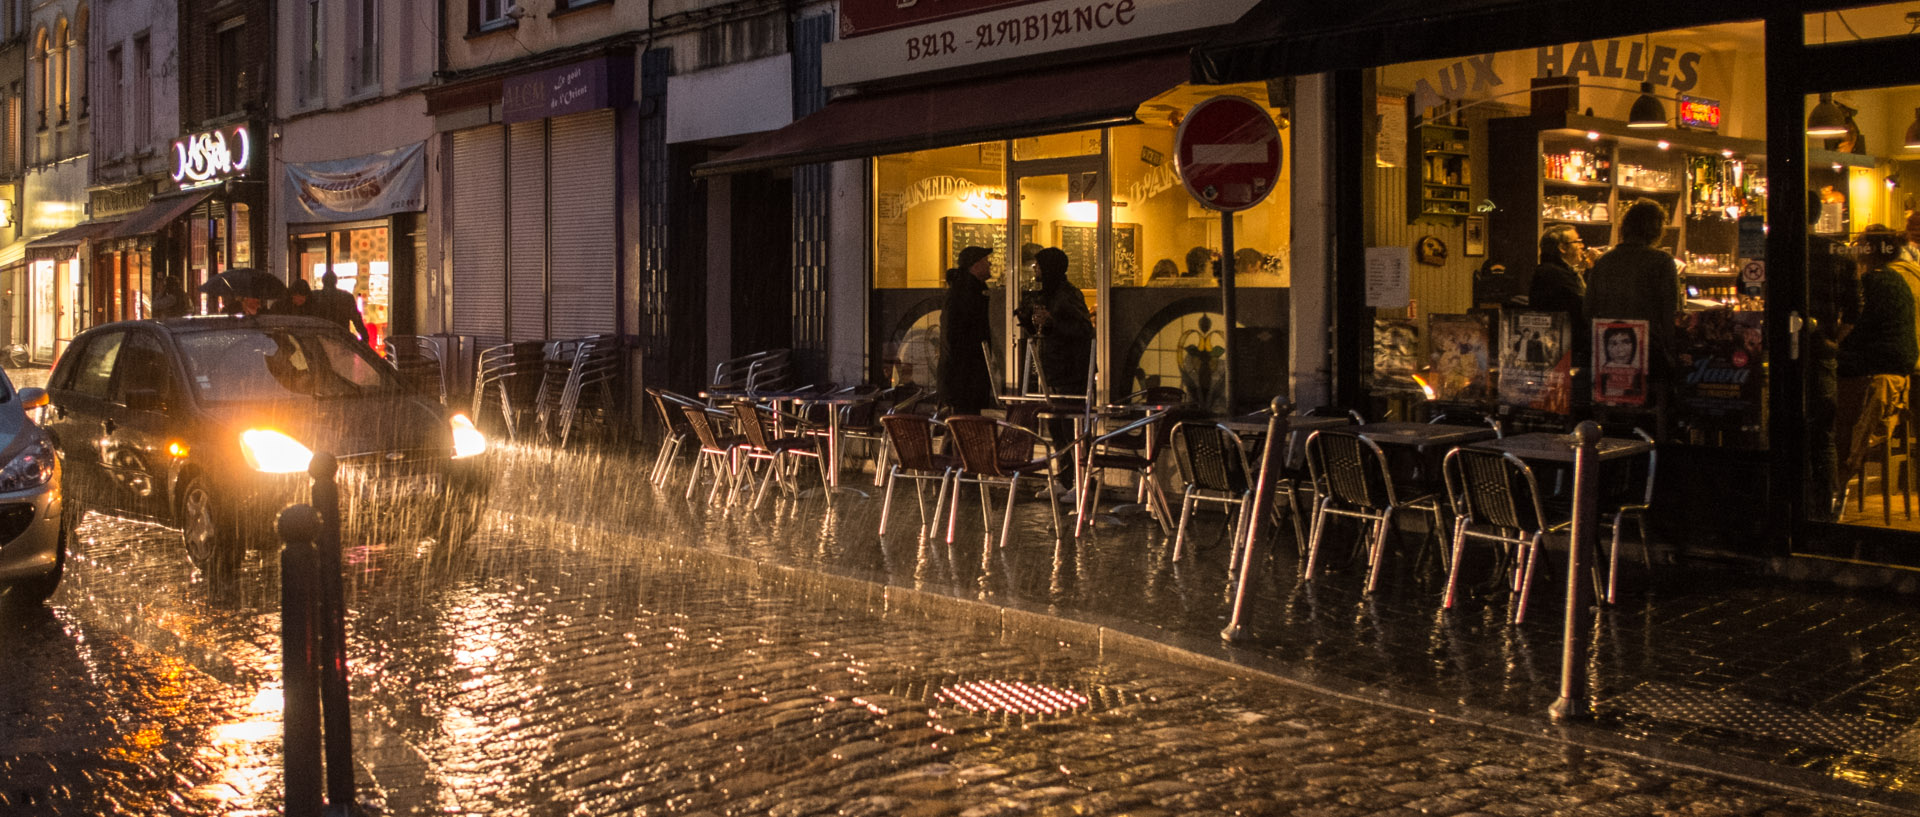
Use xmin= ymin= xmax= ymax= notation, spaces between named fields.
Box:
xmin=177 ymin=327 xmax=401 ymax=402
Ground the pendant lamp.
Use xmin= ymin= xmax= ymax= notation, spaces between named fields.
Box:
xmin=1627 ymin=82 xmax=1666 ymax=129
xmin=1807 ymin=93 xmax=1850 ymax=137
xmin=1904 ymin=107 xmax=1920 ymax=150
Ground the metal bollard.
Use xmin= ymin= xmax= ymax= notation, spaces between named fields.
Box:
xmin=1223 ymin=397 xmax=1287 ymax=643
xmin=279 ymin=503 xmax=324 ymax=817
xmin=1549 ymin=421 xmax=1601 ymax=722
xmin=279 ymin=451 xmax=360 ymax=816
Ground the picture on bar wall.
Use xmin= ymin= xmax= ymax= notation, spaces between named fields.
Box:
xmin=1498 ymin=310 xmax=1570 ymax=415
xmin=1592 ymin=319 xmax=1648 ymax=407
xmin=1464 ymin=215 xmax=1487 ymax=257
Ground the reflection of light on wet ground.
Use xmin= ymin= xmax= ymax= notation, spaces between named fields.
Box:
xmin=937 ymin=679 xmax=1089 ymax=716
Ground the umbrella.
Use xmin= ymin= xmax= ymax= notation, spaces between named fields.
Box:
xmin=197 ymin=267 xmax=289 ymax=302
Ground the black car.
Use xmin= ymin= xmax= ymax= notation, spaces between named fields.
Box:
xmin=45 ymin=315 xmax=492 ymax=575
xmin=0 ymin=371 xmax=64 ymax=606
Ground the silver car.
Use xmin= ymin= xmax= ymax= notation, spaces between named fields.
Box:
xmin=0 ymin=372 xmax=64 ymax=606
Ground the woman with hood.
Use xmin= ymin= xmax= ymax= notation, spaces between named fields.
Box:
xmin=939 ymin=245 xmax=996 ymax=414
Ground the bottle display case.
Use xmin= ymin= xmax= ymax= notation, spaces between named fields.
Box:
xmin=1407 ymin=108 xmax=1472 ymax=223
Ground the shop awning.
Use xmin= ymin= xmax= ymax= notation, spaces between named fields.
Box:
xmin=26 ymin=219 xmax=122 ymax=251
xmin=107 ymin=190 xmax=215 ymax=240
xmin=694 ymin=51 xmax=1192 ymax=177
xmin=1192 ymin=0 xmax=1858 ymax=83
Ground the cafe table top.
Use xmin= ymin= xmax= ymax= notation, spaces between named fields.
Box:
xmin=1218 ymin=413 xmax=1352 ymax=436
xmin=1466 ymin=431 xmax=1654 ymax=463
xmin=1351 ymin=421 xmax=1501 ymax=449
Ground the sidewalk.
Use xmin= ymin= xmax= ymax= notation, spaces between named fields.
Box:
xmin=486 ymin=439 xmax=1920 ymax=812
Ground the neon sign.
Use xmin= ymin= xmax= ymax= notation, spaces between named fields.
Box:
xmin=171 ymin=124 xmax=252 ymax=190
xmin=1678 ymin=95 xmax=1721 ymax=131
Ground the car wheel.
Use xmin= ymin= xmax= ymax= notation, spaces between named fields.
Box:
xmin=179 ymin=476 xmax=240 ymax=577
xmin=5 ymin=515 xmax=65 ymax=607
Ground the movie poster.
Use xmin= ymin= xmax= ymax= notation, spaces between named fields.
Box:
xmin=1428 ymin=313 xmax=1494 ymax=404
xmin=1591 ymin=319 xmax=1649 ymax=407
xmin=1371 ymin=318 xmax=1423 ymax=394
xmin=1676 ymin=309 xmax=1764 ymax=431
xmin=1498 ymin=310 xmax=1571 ymax=415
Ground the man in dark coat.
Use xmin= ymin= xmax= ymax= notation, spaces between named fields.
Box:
xmin=1586 ymin=198 xmax=1682 ymax=434
xmin=939 ymin=246 xmax=995 ymax=415
xmin=314 ymin=270 xmax=370 ymax=344
xmin=273 ymin=279 xmax=316 ymax=317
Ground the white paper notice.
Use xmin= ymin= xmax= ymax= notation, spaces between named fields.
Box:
xmin=1365 ymin=246 xmax=1411 ymax=308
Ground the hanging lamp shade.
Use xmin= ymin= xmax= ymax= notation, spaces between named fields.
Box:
xmin=1904 ymin=107 xmax=1920 ymax=150
xmin=1807 ymin=93 xmax=1851 ymax=137
xmin=1627 ymin=82 xmax=1666 ymax=129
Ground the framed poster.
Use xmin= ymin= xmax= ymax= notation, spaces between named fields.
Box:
xmin=1592 ymin=319 xmax=1649 ymax=407
xmin=941 ymin=218 xmax=1036 ymax=279
xmin=1464 ymin=215 xmax=1487 ymax=257
xmin=1052 ymin=222 xmax=1139 ymax=289
xmin=1428 ymin=313 xmax=1494 ymax=404
xmin=1497 ymin=309 xmax=1571 ymax=415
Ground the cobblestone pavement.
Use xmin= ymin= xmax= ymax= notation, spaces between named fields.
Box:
xmin=0 ymin=466 xmax=1896 ymax=814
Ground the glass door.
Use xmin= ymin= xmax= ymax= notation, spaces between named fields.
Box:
xmin=1007 ymin=156 xmax=1108 ymax=399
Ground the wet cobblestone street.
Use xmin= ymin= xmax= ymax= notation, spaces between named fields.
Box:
xmin=0 ymin=434 xmax=1904 ymax=814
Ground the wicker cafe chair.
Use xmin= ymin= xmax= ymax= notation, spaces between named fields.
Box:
xmin=876 ymin=414 xmax=956 ymax=537
xmin=1301 ymin=429 xmax=1447 ymax=594
xmin=679 ymin=405 xmax=745 ymax=505
xmin=730 ymin=399 xmax=828 ymax=509
xmin=943 ymin=415 xmax=1065 ymax=551
xmin=647 ymin=388 xmax=706 ymax=487
xmin=846 ymin=385 xmax=927 ymax=487
xmin=1440 ymin=446 xmax=1569 ymax=624
xmin=1075 ymin=408 xmax=1185 ymax=537
xmin=1168 ymin=421 xmax=1261 ymax=562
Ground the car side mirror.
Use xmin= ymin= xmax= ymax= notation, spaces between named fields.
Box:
xmin=16 ymin=387 xmax=46 ymax=409
xmin=123 ymin=388 xmax=164 ymax=412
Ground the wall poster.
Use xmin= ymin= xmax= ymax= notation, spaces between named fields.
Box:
xmin=1428 ymin=313 xmax=1493 ymax=404
xmin=1498 ymin=309 xmax=1570 ymax=415
xmin=1592 ymin=319 xmax=1649 ymax=407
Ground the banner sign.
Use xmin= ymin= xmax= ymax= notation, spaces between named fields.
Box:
xmin=172 ymin=124 xmax=253 ymax=190
xmin=503 ymin=58 xmax=611 ymax=124
xmin=823 ymin=0 xmax=1257 ymax=87
xmin=284 ymin=142 xmax=426 ymax=223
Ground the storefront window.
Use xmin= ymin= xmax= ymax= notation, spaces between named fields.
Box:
xmin=1368 ymin=22 xmax=1767 ymax=446
xmin=1804 ymin=4 xmax=1917 ymax=45
xmin=1011 ymin=130 xmax=1099 ymax=162
xmin=231 ymin=202 xmax=251 ymax=266
xmin=294 ymin=224 xmax=391 ymax=349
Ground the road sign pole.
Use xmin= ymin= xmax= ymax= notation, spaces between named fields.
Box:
xmin=1220 ymin=213 xmax=1237 ymax=413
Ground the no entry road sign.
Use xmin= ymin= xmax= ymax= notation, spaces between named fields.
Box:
xmin=1176 ymin=95 xmax=1282 ymax=212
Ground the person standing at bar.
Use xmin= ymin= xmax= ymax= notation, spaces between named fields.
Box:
xmin=939 ymin=245 xmax=996 ymax=415
xmin=1586 ymin=198 xmax=1682 ymax=436
xmin=1834 ymin=226 xmax=1918 ymax=513
xmin=1531 ymin=224 xmax=1595 ymax=410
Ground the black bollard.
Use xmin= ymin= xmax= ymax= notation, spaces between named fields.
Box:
xmin=1223 ymin=397 xmax=1288 ymax=643
xmin=307 ymin=452 xmax=358 ymax=811
xmin=1550 ymin=421 xmax=1601 ymax=722
xmin=279 ymin=503 xmax=324 ymax=817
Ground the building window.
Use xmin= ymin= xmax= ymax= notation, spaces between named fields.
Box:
xmin=100 ymin=45 xmax=119 ymax=156
xmin=348 ymin=0 xmax=377 ymax=92
xmin=52 ymin=17 xmax=66 ymax=124
xmin=473 ymin=0 xmax=511 ymax=32
xmin=214 ymin=17 xmax=245 ymax=116
xmin=4 ymin=93 xmax=18 ymax=175
xmin=297 ymin=0 xmax=321 ymax=105
xmin=70 ymin=8 xmax=84 ymax=120
xmin=31 ymin=28 xmax=45 ymax=130
xmin=131 ymin=34 xmax=149 ymax=148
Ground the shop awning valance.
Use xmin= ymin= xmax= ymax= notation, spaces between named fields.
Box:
xmin=107 ymin=190 xmax=215 ymax=240
xmin=26 ymin=219 xmax=121 ymax=251
xmin=1192 ymin=0 xmax=1859 ymax=84
xmin=694 ymin=51 xmax=1192 ymax=177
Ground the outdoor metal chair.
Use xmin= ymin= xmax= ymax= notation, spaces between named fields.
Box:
xmin=647 ymin=387 xmax=706 ymax=487
xmin=384 ymin=335 xmax=447 ymax=403
xmin=1074 ymin=407 xmax=1189 ymax=537
xmin=472 ymin=340 xmax=547 ymax=439
xmin=943 ymin=414 xmax=1065 ymax=551
xmin=730 ymin=399 xmax=828 ymax=509
xmin=1599 ymin=429 xmax=1658 ymax=604
xmin=842 ymin=385 xmax=926 ymax=487
xmin=1302 ymin=428 xmax=1447 ymax=594
xmin=679 ymin=405 xmax=745 ymax=505
xmin=1168 ymin=421 xmax=1259 ymax=562
xmin=1428 ymin=409 xmax=1504 ymax=437
xmin=1440 ymin=446 xmax=1569 ymax=624
xmin=876 ymin=413 xmax=956 ymax=537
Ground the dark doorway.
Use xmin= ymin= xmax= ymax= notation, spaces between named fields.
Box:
xmin=729 ymin=171 xmax=793 ymax=359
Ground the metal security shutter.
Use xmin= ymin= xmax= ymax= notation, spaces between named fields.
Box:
xmin=508 ymin=120 xmax=548 ymax=341
xmin=450 ymin=126 xmax=505 ymax=339
xmin=546 ymin=109 xmax=616 ymax=339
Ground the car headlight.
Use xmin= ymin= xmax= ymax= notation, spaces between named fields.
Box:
xmin=450 ymin=413 xmax=487 ymax=459
xmin=240 ymin=429 xmax=314 ymax=474
xmin=0 ymin=437 xmax=55 ymax=492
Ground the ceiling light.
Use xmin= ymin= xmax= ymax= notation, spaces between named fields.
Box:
xmin=1807 ymin=93 xmax=1850 ymax=137
xmin=1627 ymin=82 xmax=1666 ymax=129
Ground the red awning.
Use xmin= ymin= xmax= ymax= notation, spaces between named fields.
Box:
xmin=694 ymin=51 xmax=1192 ymax=177
xmin=25 ymin=219 xmax=123 ymax=251
xmin=107 ymin=190 xmax=215 ymax=240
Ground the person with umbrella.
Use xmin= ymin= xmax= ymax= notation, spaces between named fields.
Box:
xmin=198 ymin=267 xmax=288 ymax=317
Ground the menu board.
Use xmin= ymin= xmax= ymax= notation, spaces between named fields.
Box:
xmin=1498 ymin=310 xmax=1571 ymax=415
xmin=1053 ymin=222 xmax=1137 ymax=289
xmin=1365 ymin=246 xmax=1411 ymax=308
xmin=941 ymin=218 xmax=1035 ymax=280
